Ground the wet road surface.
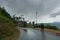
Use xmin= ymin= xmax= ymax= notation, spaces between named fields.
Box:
xmin=18 ymin=28 xmax=60 ymax=40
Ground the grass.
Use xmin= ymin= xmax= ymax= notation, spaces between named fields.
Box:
xmin=0 ymin=14 xmax=17 ymax=39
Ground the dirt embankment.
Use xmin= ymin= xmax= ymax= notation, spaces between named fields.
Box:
xmin=1 ymin=30 xmax=20 ymax=40
xmin=0 ymin=20 xmax=20 ymax=40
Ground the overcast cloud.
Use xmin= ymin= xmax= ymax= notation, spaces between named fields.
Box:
xmin=0 ymin=0 xmax=60 ymax=23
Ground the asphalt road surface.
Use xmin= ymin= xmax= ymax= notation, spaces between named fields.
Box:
xmin=18 ymin=28 xmax=60 ymax=40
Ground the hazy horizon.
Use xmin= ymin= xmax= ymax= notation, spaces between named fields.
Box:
xmin=0 ymin=0 xmax=60 ymax=23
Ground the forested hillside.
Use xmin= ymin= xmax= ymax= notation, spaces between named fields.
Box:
xmin=0 ymin=7 xmax=18 ymax=40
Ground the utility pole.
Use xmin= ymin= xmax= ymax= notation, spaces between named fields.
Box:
xmin=36 ymin=11 xmax=37 ymax=25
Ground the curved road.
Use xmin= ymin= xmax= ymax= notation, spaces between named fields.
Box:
xmin=18 ymin=28 xmax=60 ymax=40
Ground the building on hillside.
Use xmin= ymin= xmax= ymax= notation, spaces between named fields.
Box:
xmin=13 ymin=15 xmax=26 ymax=27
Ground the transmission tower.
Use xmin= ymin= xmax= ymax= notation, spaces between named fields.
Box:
xmin=36 ymin=11 xmax=37 ymax=25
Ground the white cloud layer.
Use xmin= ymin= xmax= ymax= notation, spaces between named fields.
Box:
xmin=0 ymin=0 xmax=60 ymax=23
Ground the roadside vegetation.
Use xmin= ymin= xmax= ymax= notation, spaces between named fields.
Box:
xmin=33 ymin=24 xmax=58 ymax=30
xmin=27 ymin=21 xmax=58 ymax=30
xmin=0 ymin=7 xmax=18 ymax=40
xmin=45 ymin=24 xmax=58 ymax=30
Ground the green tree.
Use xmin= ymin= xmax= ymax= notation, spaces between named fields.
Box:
xmin=23 ymin=21 xmax=27 ymax=27
xmin=45 ymin=24 xmax=58 ymax=30
xmin=0 ymin=7 xmax=11 ymax=19
xmin=32 ymin=21 xmax=35 ymax=28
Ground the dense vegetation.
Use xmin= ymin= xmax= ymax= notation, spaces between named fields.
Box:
xmin=0 ymin=7 xmax=17 ymax=39
xmin=31 ymin=22 xmax=58 ymax=30
xmin=0 ymin=7 xmax=12 ymax=19
xmin=45 ymin=24 xmax=58 ymax=30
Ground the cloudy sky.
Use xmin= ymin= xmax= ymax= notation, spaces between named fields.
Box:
xmin=0 ymin=0 xmax=60 ymax=23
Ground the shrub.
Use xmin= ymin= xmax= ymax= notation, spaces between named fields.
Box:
xmin=45 ymin=24 xmax=58 ymax=30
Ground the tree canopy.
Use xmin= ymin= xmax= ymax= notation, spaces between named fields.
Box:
xmin=0 ymin=7 xmax=11 ymax=19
